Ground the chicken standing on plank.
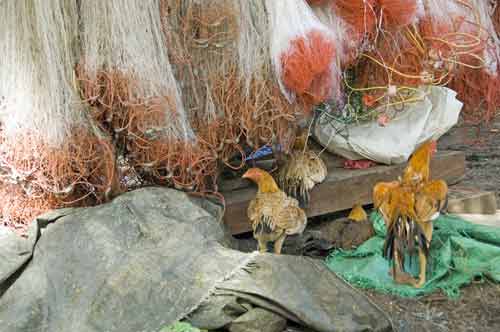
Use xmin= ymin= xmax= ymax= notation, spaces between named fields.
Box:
xmin=374 ymin=140 xmax=448 ymax=288
xmin=243 ymin=168 xmax=307 ymax=254
xmin=277 ymin=130 xmax=327 ymax=208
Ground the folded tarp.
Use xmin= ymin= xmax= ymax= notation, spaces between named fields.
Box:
xmin=0 ymin=187 xmax=392 ymax=332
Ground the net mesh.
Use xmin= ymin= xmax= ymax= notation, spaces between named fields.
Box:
xmin=333 ymin=0 xmax=499 ymax=126
xmin=1 ymin=0 xmax=499 ymax=232
xmin=267 ymin=0 xmax=339 ymax=108
xmin=76 ymin=0 xmax=213 ymax=191
xmin=163 ymin=0 xmax=301 ymax=163
xmin=326 ymin=213 xmax=500 ymax=298
xmin=0 ymin=0 xmax=117 ymax=234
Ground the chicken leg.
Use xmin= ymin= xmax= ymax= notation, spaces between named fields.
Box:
xmin=390 ymin=250 xmax=418 ymax=285
xmin=414 ymin=221 xmax=433 ymax=288
xmin=413 ymin=248 xmax=427 ymax=288
xmin=273 ymin=233 xmax=287 ymax=254
xmin=258 ymin=238 xmax=268 ymax=253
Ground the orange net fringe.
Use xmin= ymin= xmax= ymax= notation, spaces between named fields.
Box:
xmin=0 ymin=127 xmax=118 ymax=234
xmin=281 ymin=30 xmax=336 ymax=107
xmin=332 ymin=0 xmax=378 ymax=40
xmin=76 ymin=64 xmax=220 ymax=192
xmin=0 ymin=184 xmax=54 ymax=235
xmin=442 ymin=15 xmax=499 ymax=125
xmin=379 ymin=0 xmax=419 ymax=29
xmin=348 ymin=2 xmax=499 ymax=125
xmin=203 ymin=66 xmax=299 ymax=165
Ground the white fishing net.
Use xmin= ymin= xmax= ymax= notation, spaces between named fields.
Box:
xmin=79 ymin=0 xmax=193 ymax=141
xmin=162 ymin=0 xmax=239 ymax=124
xmin=0 ymin=0 xmax=83 ymax=146
xmin=77 ymin=0 xmax=222 ymax=191
xmin=236 ymin=0 xmax=271 ymax=92
xmin=163 ymin=0 xmax=300 ymax=164
xmin=467 ymin=0 xmax=499 ymax=75
xmin=0 ymin=0 xmax=116 ymax=232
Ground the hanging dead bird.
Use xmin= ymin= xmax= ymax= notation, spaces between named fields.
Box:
xmin=243 ymin=168 xmax=307 ymax=254
xmin=277 ymin=130 xmax=327 ymax=208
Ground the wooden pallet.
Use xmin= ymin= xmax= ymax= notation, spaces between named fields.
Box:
xmin=447 ymin=187 xmax=498 ymax=215
xmin=221 ymin=151 xmax=466 ymax=235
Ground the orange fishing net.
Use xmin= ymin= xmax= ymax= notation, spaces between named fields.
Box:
xmin=354 ymin=31 xmax=424 ymax=90
xmin=238 ymin=79 xmax=299 ymax=155
xmin=281 ymin=30 xmax=336 ymax=107
xmin=346 ymin=0 xmax=499 ymax=122
xmin=0 ymin=184 xmax=53 ymax=235
xmin=204 ymin=66 xmax=299 ymax=165
xmin=332 ymin=0 xmax=378 ymax=39
xmin=451 ymin=68 xmax=500 ymax=124
xmin=379 ymin=0 xmax=419 ymax=29
xmin=0 ymin=127 xmax=118 ymax=233
xmin=76 ymin=64 xmax=220 ymax=192
xmin=128 ymin=99 xmax=217 ymax=191
xmin=422 ymin=4 xmax=500 ymax=125
xmin=76 ymin=65 xmax=136 ymax=145
xmin=163 ymin=0 xmax=300 ymax=173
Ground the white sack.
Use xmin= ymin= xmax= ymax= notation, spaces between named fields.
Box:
xmin=313 ymin=86 xmax=463 ymax=164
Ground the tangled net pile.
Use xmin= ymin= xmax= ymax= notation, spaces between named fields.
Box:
xmin=162 ymin=0 xmax=303 ymax=169
xmin=320 ymin=0 xmax=500 ymax=125
xmin=77 ymin=0 xmax=218 ymax=193
xmin=0 ymin=0 xmax=117 ymax=233
xmin=1 ymin=0 xmax=499 ymax=233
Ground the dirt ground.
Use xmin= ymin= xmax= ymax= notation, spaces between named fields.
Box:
xmin=366 ymin=281 xmax=500 ymax=332
xmin=438 ymin=120 xmax=500 ymax=200
xmin=365 ymin=120 xmax=500 ymax=332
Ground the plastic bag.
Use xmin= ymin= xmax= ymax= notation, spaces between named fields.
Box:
xmin=313 ymin=86 xmax=462 ymax=164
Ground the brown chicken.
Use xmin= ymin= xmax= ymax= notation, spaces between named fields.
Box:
xmin=243 ymin=168 xmax=307 ymax=254
xmin=277 ymin=130 xmax=327 ymax=208
xmin=374 ymin=140 xmax=448 ymax=288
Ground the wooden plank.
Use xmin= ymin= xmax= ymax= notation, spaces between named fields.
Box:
xmin=447 ymin=187 xmax=498 ymax=215
xmin=219 ymin=143 xmax=340 ymax=193
xmin=454 ymin=211 xmax=500 ymax=228
xmin=222 ymin=151 xmax=466 ymax=235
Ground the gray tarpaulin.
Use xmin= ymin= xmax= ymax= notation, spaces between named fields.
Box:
xmin=0 ymin=187 xmax=392 ymax=332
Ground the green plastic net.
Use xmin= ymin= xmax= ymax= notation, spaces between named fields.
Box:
xmin=326 ymin=213 xmax=500 ymax=298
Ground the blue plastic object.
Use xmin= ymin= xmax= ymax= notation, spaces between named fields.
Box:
xmin=245 ymin=145 xmax=273 ymax=161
